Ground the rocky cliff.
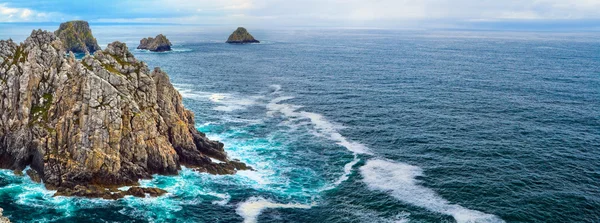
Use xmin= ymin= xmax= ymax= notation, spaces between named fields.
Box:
xmin=0 ymin=30 xmax=249 ymax=198
xmin=54 ymin=21 xmax=101 ymax=54
xmin=226 ymin=27 xmax=260 ymax=44
xmin=137 ymin=34 xmax=172 ymax=52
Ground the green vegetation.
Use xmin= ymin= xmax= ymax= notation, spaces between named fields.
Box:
xmin=30 ymin=93 xmax=53 ymax=126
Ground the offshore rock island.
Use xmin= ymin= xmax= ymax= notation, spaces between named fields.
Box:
xmin=226 ymin=27 xmax=260 ymax=44
xmin=0 ymin=29 xmax=250 ymax=199
xmin=54 ymin=21 xmax=101 ymax=54
xmin=137 ymin=34 xmax=172 ymax=52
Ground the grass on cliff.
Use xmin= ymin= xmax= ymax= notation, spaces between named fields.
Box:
xmin=30 ymin=93 xmax=53 ymax=126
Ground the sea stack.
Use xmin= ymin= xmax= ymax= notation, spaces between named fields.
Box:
xmin=0 ymin=29 xmax=250 ymax=199
xmin=226 ymin=27 xmax=260 ymax=44
xmin=54 ymin=20 xmax=101 ymax=54
xmin=137 ymin=34 xmax=172 ymax=52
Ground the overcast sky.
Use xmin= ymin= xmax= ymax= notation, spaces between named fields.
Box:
xmin=1 ymin=0 xmax=599 ymax=28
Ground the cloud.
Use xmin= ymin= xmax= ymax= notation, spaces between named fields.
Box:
xmin=2 ymin=0 xmax=600 ymax=27
xmin=0 ymin=3 xmax=65 ymax=22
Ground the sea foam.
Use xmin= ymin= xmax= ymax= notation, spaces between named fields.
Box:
xmin=360 ymin=159 xmax=505 ymax=223
xmin=236 ymin=197 xmax=312 ymax=223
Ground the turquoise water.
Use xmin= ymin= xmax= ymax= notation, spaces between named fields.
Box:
xmin=0 ymin=25 xmax=599 ymax=222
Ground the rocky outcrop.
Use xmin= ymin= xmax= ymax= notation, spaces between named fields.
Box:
xmin=54 ymin=21 xmax=101 ymax=54
xmin=0 ymin=29 xmax=250 ymax=198
xmin=54 ymin=185 xmax=167 ymax=200
xmin=137 ymin=34 xmax=172 ymax=52
xmin=226 ymin=27 xmax=260 ymax=44
xmin=0 ymin=208 xmax=9 ymax=223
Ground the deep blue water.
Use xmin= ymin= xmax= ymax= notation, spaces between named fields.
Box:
xmin=0 ymin=25 xmax=599 ymax=223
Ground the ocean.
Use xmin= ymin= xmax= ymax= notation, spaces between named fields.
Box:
xmin=0 ymin=24 xmax=599 ymax=223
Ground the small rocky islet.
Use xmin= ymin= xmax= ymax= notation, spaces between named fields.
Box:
xmin=137 ymin=34 xmax=172 ymax=52
xmin=226 ymin=27 xmax=260 ymax=44
xmin=54 ymin=20 xmax=101 ymax=54
xmin=0 ymin=21 xmax=251 ymax=205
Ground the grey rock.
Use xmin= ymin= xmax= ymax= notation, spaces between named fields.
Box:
xmin=137 ymin=34 xmax=172 ymax=52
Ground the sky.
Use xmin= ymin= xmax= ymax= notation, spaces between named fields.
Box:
xmin=0 ymin=0 xmax=599 ymax=29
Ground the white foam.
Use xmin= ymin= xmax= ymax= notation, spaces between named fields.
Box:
xmin=209 ymin=192 xmax=231 ymax=206
xmin=266 ymin=97 xmax=371 ymax=155
xmin=236 ymin=197 xmax=312 ymax=223
xmin=360 ymin=159 xmax=505 ymax=223
xmin=210 ymin=157 xmax=225 ymax=164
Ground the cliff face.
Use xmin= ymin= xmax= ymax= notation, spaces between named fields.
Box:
xmin=137 ymin=34 xmax=172 ymax=52
xmin=54 ymin=21 xmax=101 ymax=54
xmin=0 ymin=30 xmax=249 ymax=195
xmin=226 ymin=27 xmax=260 ymax=44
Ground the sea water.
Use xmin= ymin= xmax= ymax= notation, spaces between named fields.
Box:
xmin=0 ymin=25 xmax=598 ymax=222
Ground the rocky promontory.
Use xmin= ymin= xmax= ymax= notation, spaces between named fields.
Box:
xmin=137 ymin=34 xmax=172 ymax=52
xmin=0 ymin=29 xmax=250 ymax=199
xmin=226 ymin=27 xmax=260 ymax=44
xmin=54 ymin=20 xmax=101 ymax=54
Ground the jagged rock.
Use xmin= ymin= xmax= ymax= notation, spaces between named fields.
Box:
xmin=0 ymin=208 xmax=9 ymax=223
xmin=137 ymin=34 xmax=172 ymax=52
xmin=226 ymin=27 xmax=260 ymax=44
xmin=0 ymin=29 xmax=251 ymax=198
xmin=54 ymin=21 xmax=101 ymax=54
xmin=54 ymin=185 xmax=167 ymax=200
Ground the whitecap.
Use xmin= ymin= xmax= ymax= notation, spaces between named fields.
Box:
xmin=236 ymin=197 xmax=312 ymax=223
xmin=360 ymin=159 xmax=505 ymax=223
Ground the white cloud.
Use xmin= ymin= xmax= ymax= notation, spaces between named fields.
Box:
xmin=0 ymin=3 xmax=60 ymax=22
xmin=139 ymin=0 xmax=600 ymax=26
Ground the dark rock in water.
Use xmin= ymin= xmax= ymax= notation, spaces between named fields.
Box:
xmin=126 ymin=187 xmax=168 ymax=198
xmin=0 ymin=29 xmax=251 ymax=198
xmin=226 ymin=27 xmax=260 ymax=44
xmin=12 ymin=170 xmax=23 ymax=176
xmin=137 ymin=34 xmax=172 ymax=52
xmin=54 ymin=185 xmax=167 ymax=200
xmin=54 ymin=20 xmax=101 ymax=54
xmin=26 ymin=169 xmax=42 ymax=183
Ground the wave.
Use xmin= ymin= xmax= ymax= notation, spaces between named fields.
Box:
xmin=360 ymin=159 xmax=505 ymax=223
xmin=265 ymin=91 xmax=371 ymax=190
xmin=174 ymin=85 xmax=263 ymax=112
xmin=236 ymin=197 xmax=312 ymax=223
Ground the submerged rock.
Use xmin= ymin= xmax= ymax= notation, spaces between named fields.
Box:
xmin=226 ymin=27 xmax=260 ymax=44
xmin=0 ymin=208 xmax=9 ymax=223
xmin=54 ymin=20 xmax=101 ymax=54
xmin=137 ymin=34 xmax=172 ymax=52
xmin=0 ymin=29 xmax=250 ymax=198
